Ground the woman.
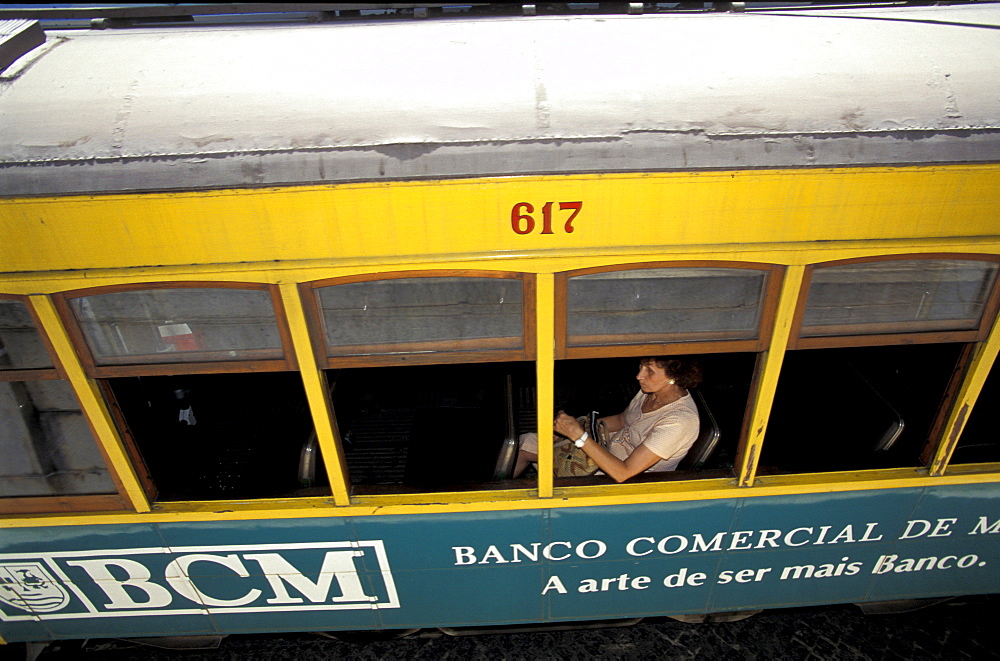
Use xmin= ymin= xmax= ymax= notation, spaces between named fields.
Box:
xmin=515 ymin=357 xmax=702 ymax=482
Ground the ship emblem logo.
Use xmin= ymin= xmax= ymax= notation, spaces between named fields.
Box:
xmin=0 ymin=562 xmax=70 ymax=613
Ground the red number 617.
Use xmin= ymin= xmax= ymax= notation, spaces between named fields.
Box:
xmin=511 ymin=201 xmax=583 ymax=235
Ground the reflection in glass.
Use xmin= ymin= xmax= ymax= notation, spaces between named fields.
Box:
xmin=567 ymin=268 xmax=768 ymax=346
xmin=316 ymin=277 xmax=524 ymax=356
xmin=0 ymin=299 xmax=53 ymax=370
xmin=802 ymin=260 xmax=998 ymax=337
xmin=0 ymin=379 xmax=115 ymax=497
xmin=69 ymin=288 xmax=283 ymax=364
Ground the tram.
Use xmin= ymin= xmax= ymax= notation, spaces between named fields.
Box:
xmin=1 ymin=2 xmax=999 ymax=646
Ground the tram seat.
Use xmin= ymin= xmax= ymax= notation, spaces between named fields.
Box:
xmin=492 ymin=374 xmax=519 ymax=481
xmin=493 ymin=434 xmax=519 ymax=481
xmin=677 ymin=388 xmax=721 ymax=471
xmin=298 ymin=430 xmax=319 ymax=486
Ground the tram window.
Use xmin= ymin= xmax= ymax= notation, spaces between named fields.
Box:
xmin=54 ymin=283 xmax=314 ymax=502
xmin=65 ymin=286 xmax=285 ymax=366
xmin=1 ymin=298 xmax=117 ymax=508
xmin=760 ymin=344 xmax=964 ymax=474
xmin=310 ymin=275 xmax=528 ymax=360
xmin=302 ymin=273 xmax=535 ymax=494
xmin=331 ymin=361 xmax=535 ymax=493
xmin=105 ymin=372 xmax=322 ymax=501
xmin=552 ymin=264 xmax=780 ymax=484
xmin=952 ymin=358 xmax=1000 ymax=464
xmin=563 ymin=267 xmax=770 ymax=348
xmin=800 ymin=259 xmax=998 ymax=338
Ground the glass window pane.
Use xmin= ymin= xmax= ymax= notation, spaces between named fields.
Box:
xmin=801 ymin=260 xmax=998 ymax=337
xmin=0 ymin=299 xmax=53 ymax=370
xmin=566 ymin=268 xmax=767 ymax=347
xmin=316 ymin=277 xmax=524 ymax=356
xmin=69 ymin=288 xmax=284 ymax=365
xmin=0 ymin=379 xmax=116 ymax=497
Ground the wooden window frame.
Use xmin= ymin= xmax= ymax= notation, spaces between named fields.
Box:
xmin=300 ymin=270 xmax=537 ymax=368
xmin=53 ymin=281 xmax=298 ymax=378
xmin=788 ymin=254 xmax=1000 ymax=351
xmin=0 ymin=293 xmax=128 ymax=515
xmin=555 ymin=261 xmax=785 ymax=360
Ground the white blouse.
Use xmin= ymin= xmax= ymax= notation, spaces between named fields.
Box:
xmin=608 ymin=391 xmax=700 ymax=472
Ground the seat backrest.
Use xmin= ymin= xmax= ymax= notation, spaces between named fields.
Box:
xmin=493 ymin=435 xmax=519 ymax=481
xmin=677 ymin=388 xmax=721 ymax=471
xmin=492 ymin=374 xmax=519 ymax=480
xmin=849 ymin=364 xmax=905 ymax=453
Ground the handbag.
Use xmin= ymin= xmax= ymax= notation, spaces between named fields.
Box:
xmin=553 ymin=412 xmax=610 ymax=477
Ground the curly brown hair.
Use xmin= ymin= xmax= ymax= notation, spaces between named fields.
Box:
xmin=642 ymin=356 xmax=703 ymax=390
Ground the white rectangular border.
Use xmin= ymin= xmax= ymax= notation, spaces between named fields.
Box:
xmin=0 ymin=540 xmax=399 ymax=621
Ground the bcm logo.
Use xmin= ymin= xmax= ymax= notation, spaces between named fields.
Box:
xmin=0 ymin=541 xmax=398 ymax=621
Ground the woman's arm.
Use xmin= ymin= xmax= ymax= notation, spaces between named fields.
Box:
xmin=598 ymin=412 xmax=626 ymax=434
xmin=553 ymin=413 xmax=660 ymax=483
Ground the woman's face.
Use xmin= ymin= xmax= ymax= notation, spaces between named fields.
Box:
xmin=636 ymin=360 xmax=673 ymax=394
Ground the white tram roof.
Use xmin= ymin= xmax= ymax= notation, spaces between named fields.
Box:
xmin=1 ymin=4 xmax=999 ymax=196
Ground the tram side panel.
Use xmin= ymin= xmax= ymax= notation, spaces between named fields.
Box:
xmin=1 ymin=483 xmax=997 ymax=641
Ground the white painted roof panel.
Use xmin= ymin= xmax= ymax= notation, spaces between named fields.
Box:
xmin=1 ymin=5 xmax=999 ymax=195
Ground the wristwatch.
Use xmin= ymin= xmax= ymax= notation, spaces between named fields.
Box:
xmin=574 ymin=431 xmax=589 ymax=448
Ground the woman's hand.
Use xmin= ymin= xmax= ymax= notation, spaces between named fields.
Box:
xmin=553 ymin=412 xmax=585 ymax=440
xmin=554 ymin=411 xmax=661 ymax=483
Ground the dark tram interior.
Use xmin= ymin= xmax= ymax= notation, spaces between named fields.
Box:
xmin=761 ymin=343 xmax=964 ymax=474
xmin=331 ymin=354 xmax=757 ymax=493
xmin=330 ymin=361 xmax=530 ymax=492
xmin=954 ymin=359 xmax=1000 ymax=464
xmin=106 ymin=373 xmax=321 ymax=501
xmin=102 ymin=343 xmax=991 ymax=501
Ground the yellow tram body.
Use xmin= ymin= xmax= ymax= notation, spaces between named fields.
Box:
xmin=2 ymin=164 xmax=998 ymax=520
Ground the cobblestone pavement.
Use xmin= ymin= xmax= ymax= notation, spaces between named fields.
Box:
xmin=4 ymin=595 xmax=997 ymax=660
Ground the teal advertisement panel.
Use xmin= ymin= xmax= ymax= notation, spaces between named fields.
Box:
xmin=1 ymin=483 xmax=998 ymax=642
